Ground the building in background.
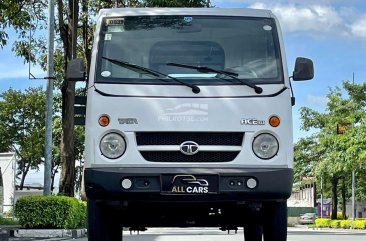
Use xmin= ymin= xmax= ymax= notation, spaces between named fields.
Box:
xmin=346 ymin=201 xmax=366 ymax=219
xmin=0 ymin=167 xmax=3 ymax=213
xmin=316 ymin=198 xmax=331 ymax=218
xmin=0 ymin=152 xmax=16 ymax=214
xmin=288 ymin=177 xmax=316 ymax=208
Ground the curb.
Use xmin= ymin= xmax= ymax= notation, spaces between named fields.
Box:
xmin=13 ymin=229 xmax=87 ymax=239
xmin=288 ymin=226 xmax=366 ymax=233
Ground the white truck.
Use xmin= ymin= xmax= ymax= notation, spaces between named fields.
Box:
xmin=67 ymin=7 xmax=313 ymax=241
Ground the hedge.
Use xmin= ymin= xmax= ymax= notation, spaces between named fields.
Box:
xmin=330 ymin=220 xmax=341 ymax=228
xmin=340 ymin=220 xmax=353 ymax=229
xmin=15 ymin=195 xmax=86 ymax=229
xmin=315 ymin=218 xmax=366 ymax=229
xmin=353 ymin=220 xmax=366 ymax=229
xmin=315 ymin=218 xmax=331 ymax=228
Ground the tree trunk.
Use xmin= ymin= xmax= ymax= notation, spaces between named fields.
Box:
xmin=59 ymin=80 xmax=76 ymax=196
xmin=80 ymin=165 xmax=86 ymax=200
xmin=51 ymin=164 xmax=58 ymax=191
xmin=79 ymin=0 xmax=90 ymax=201
xmin=331 ymin=176 xmax=338 ymax=220
xmin=51 ymin=173 xmax=55 ymax=191
xmin=19 ymin=162 xmax=31 ymax=190
xmin=342 ymin=177 xmax=347 ymax=219
xmin=82 ymin=0 xmax=91 ymax=74
xmin=57 ymin=0 xmax=78 ymax=196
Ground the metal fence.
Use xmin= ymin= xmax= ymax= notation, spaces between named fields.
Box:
xmin=288 ymin=207 xmax=317 ymax=217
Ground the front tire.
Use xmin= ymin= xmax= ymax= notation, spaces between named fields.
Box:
xmin=244 ymin=224 xmax=262 ymax=241
xmin=262 ymin=201 xmax=287 ymax=241
xmin=87 ymin=199 xmax=122 ymax=241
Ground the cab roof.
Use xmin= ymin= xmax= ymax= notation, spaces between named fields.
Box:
xmin=98 ymin=8 xmax=274 ymax=19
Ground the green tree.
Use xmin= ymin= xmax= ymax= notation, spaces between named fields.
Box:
xmin=0 ymin=0 xmax=46 ymax=48
xmin=55 ymin=0 xmax=210 ymax=196
xmin=294 ymin=135 xmax=322 ymax=182
xmin=0 ymin=87 xmax=46 ymax=189
xmin=297 ymin=81 xmax=366 ymax=219
xmin=1 ymin=0 xmax=211 ymax=197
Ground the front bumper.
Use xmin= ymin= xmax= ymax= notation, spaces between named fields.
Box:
xmin=85 ymin=167 xmax=293 ymax=202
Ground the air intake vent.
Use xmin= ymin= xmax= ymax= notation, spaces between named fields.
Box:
xmin=136 ymin=132 xmax=244 ymax=146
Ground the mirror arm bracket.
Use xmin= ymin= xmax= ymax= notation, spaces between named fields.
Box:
xmin=289 ymin=76 xmax=295 ymax=106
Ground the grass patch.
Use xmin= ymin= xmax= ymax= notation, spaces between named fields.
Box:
xmin=0 ymin=217 xmax=19 ymax=225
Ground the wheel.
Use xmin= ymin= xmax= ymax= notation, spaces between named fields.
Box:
xmin=87 ymin=199 xmax=122 ymax=241
xmin=262 ymin=201 xmax=287 ymax=241
xmin=244 ymin=224 xmax=262 ymax=241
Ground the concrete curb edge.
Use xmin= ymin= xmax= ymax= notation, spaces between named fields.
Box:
xmin=13 ymin=229 xmax=87 ymax=238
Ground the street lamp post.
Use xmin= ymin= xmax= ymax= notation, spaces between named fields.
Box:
xmin=352 ymin=171 xmax=355 ymax=220
xmin=44 ymin=0 xmax=55 ymax=196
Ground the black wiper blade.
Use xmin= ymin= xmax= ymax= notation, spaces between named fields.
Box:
xmin=167 ymin=63 xmax=238 ymax=76
xmin=102 ymin=57 xmax=200 ymax=94
xmin=167 ymin=62 xmax=263 ymax=94
xmin=102 ymin=57 xmax=160 ymax=77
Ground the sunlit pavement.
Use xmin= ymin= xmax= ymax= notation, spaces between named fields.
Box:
xmin=9 ymin=227 xmax=366 ymax=241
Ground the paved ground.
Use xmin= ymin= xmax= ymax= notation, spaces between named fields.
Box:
xmin=8 ymin=227 xmax=366 ymax=241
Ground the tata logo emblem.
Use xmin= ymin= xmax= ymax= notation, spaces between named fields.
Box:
xmin=180 ymin=141 xmax=199 ymax=155
xmin=183 ymin=16 xmax=193 ymax=23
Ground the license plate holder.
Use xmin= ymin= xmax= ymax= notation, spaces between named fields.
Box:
xmin=161 ymin=174 xmax=219 ymax=194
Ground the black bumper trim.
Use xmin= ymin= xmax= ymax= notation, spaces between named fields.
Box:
xmin=85 ymin=167 xmax=293 ymax=202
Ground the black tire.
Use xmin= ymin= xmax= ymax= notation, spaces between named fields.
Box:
xmin=262 ymin=201 xmax=287 ymax=241
xmin=244 ymin=224 xmax=263 ymax=241
xmin=87 ymin=199 xmax=123 ymax=241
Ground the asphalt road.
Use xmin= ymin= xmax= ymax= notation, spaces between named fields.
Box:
xmin=58 ymin=227 xmax=366 ymax=241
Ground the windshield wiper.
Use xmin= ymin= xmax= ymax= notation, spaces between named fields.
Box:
xmin=166 ymin=62 xmax=263 ymax=94
xmin=102 ymin=57 xmax=200 ymax=94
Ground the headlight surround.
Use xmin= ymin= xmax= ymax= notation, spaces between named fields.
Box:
xmin=100 ymin=133 xmax=126 ymax=159
xmin=252 ymin=133 xmax=279 ymax=160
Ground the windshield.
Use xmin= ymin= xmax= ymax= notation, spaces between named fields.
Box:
xmin=96 ymin=15 xmax=283 ymax=85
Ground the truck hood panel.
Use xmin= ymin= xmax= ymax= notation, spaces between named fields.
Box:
xmin=87 ymin=87 xmax=291 ymax=132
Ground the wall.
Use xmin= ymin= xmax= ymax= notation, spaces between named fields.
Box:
xmin=346 ymin=201 xmax=366 ymax=219
xmin=0 ymin=152 xmax=15 ymax=214
xmin=0 ymin=167 xmax=3 ymax=213
xmin=288 ymin=183 xmax=316 ymax=207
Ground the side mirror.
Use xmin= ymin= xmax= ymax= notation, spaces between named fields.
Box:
xmin=292 ymin=57 xmax=314 ymax=81
xmin=66 ymin=59 xmax=85 ymax=81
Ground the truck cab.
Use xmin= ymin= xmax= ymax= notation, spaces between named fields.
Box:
xmin=67 ymin=7 xmax=313 ymax=241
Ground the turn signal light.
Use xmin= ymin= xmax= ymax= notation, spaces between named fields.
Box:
xmin=269 ymin=116 xmax=280 ymax=127
xmin=98 ymin=115 xmax=110 ymax=127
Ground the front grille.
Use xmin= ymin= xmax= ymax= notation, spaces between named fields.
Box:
xmin=136 ymin=132 xmax=244 ymax=146
xmin=140 ymin=151 xmax=240 ymax=163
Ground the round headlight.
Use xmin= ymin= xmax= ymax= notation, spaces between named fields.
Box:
xmin=100 ymin=133 xmax=126 ymax=159
xmin=252 ymin=133 xmax=279 ymax=159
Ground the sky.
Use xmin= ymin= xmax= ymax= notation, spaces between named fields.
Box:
xmin=211 ymin=0 xmax=366 ymax=140
xmin=1 ymin=1 xmax=366 ymax=184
